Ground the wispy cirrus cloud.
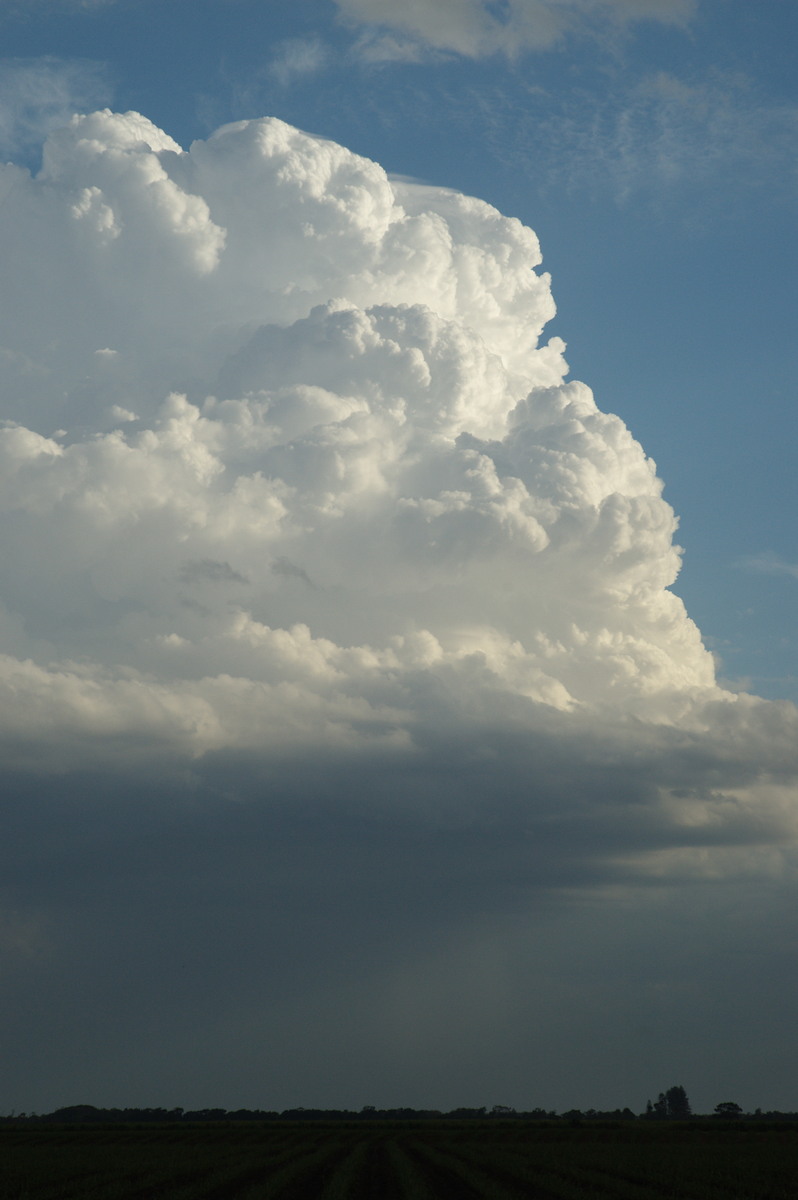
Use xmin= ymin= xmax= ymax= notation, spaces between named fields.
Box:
xmin=739 ymin=552 xmax=798 ymax=581
xmin=438 ymin=65 xmax=798 ymax=211
xmin=335 ymin=0 xmax=696 ymax=61
xmin=0 ymin=56 xmax=112 ymax=160
xmin=267 ymin=35 xmax=330 ymax=87
xmin=0 ymin=0 xmax=114 ymax=13
xmin=549 ymin=69 xmax=798 ymax=203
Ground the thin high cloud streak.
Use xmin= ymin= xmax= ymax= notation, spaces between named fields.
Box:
xmin=536 ymin=69 xmax=798 ymax=204
xmin=268 ymin=37 xmax=330 ymax=88
xmin=334 ymin=0 xmax=695 ymax=60
xmin=0 ymin=0 xmax=110 ymax=14
xmin=0 ymin=57 xmax=111 ymax=158
xmin=742 ymin=553 xmax=798 ymax=582
xmin=363 ymin=66 xmax=798 ymax=213
xmin=1 ymin=110 xmax=798 ymax=1110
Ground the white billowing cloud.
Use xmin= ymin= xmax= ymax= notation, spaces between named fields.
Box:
xmin=334 ymin=0 xmax=695 ymax=60
xmin=1 ymin=108 xmax=797 ymax=892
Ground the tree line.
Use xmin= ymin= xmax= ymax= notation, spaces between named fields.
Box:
xmin=1 ymin=1088 xmax=790 ymax=1125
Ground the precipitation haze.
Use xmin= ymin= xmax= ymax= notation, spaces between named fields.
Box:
xmin=1 ymin=3 xmax=797 ymax=1116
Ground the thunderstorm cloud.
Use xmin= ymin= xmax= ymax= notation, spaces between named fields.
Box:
xmin=1 ymin=110 xmax=796 ymax=1110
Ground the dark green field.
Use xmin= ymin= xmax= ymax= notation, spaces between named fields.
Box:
xmin=2 ymin=1121 xmax=797 ymax=1199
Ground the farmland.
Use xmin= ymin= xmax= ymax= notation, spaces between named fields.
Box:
xmin=1 ymin=1121 xmax=797 ymax=1199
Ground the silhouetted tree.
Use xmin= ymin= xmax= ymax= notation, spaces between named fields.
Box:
xmin=647 ymin=1086 xmax=691 ymax=1119
xmin=562 ymin=1109 xmax=583 ymax=1123
xmin=665 ymin=1086 xmax=692 ymax=1119
xmin=714 ymin=1101 xmax=743 ymax=1118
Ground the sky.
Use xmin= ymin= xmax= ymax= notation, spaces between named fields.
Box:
xmin=0 ymin=0 xmax=796 ymax=1118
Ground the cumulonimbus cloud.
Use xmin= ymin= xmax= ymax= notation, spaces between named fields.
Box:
xmin=0 ymin=108 xmax=796 ymax=888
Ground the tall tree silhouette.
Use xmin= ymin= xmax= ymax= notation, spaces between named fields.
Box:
xmin=665 ymin=1086 xmax=691 ymax=1119
xmin=649 ymin=1086 xmax=692 ymax=1119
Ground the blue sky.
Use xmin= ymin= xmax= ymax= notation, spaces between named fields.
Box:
xmin=0 ymin=0 xmax=797 ymax=1117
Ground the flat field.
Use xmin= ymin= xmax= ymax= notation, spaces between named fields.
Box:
xmin=1 ymin=1121 xmax=797 ymax=1199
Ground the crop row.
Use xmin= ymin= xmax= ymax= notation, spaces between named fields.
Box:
xmin=2 ymin=1123 xmax=798 ymax=1198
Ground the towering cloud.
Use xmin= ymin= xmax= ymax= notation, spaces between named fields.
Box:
xmin=0 ymin=108 xmax=794 ymax=805
xmin=2 ymin=106 xmax=796 ymax=848
xmin=1 ymin=110 xmax=796 ymax=1109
